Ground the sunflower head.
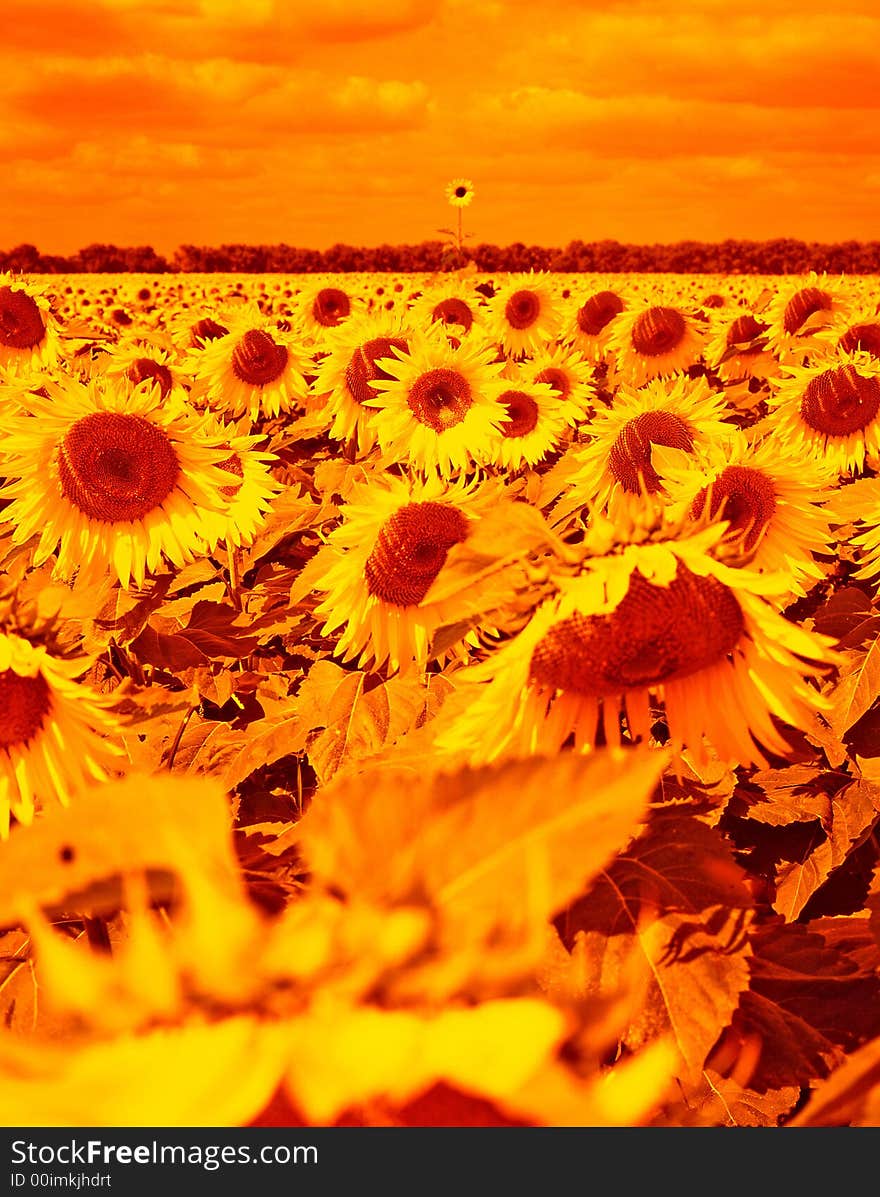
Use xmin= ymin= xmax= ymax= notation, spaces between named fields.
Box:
xmin=445 ymin=178 xmax=475 ymax=208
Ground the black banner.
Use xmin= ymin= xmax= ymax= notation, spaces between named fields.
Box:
xmin=0 ymin=1126 xmax=870 ymax=1194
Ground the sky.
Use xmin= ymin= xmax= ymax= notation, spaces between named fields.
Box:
xmin=2 ymin=0 xmax=880 ymax=254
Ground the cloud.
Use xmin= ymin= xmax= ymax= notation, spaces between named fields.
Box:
xmin=6 ymin=57 xmax=432 ymax=142
xmin=0 ymin=0 xmax=443 ymax=60
xmin=477 ymin=88 xmax=880 ymax=157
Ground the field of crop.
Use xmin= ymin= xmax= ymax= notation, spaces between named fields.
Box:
xmin=2 ymin=266 xmax=880 ymax=1128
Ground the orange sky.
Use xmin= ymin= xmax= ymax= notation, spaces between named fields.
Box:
xmin=3 ymin=0 xmax=880 ymax=254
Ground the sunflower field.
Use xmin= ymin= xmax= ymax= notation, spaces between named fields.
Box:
xmin=3 ymin=266 xmax=880 ymax=1129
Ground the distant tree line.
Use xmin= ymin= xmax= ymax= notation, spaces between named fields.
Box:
xmin=4 ymin=238 xmax=880 ymax=274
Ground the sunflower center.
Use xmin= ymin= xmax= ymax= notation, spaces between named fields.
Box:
xmin=432 ymin=298 xmax=473 ymax=332
xmin=533 ymin=367 xmax=570 ymax=399
xmin=783 ymin=286 xmax=831 ymax=335
xmin=455 ymin=186 xmax=468 ymax=198
xmin=0 ymin=669 xmax=52 ymax=748
xmin=692 ymin=465 xmax=777 ymax=551
xmin=505 ymin=289 xmax=541 ymax=330
xmin=500 ymin=389 xmax=539 ymax=438
xmin=528 ymin=566 xmax=744 ymax=696
xmin=839 ymin=322 xmax=880 ymax=358
xmin=231 ymin=329 xmax=288 ymax=386
xmin=364 ymin=502 xmax=470 ymax=606
xmin=630 ymin=306 xmax=687 ymax=357
xmin=407 ymin=367 xmax=472 ymax=432
xmin=609 ymin=410 xmax=694 ymax=494
xmin=127 ymin=357 xmax=173 ymax=398
xmin=576 ymin=291 xmax=624 ymax=336
xmin=345 ymin=336 xmax=408 ymax=405
xmin=0 ymin=287 xmax=46 ymax=350
xmin=218 ymin=452 xmax=244 ymax=497
xmin=58 ymin=411 xmax=180 ymax=524
xmin=800 ymin=365 xmax=880 ymax=437
xmin=190 ymin=317 xmax=229 ymax=348
xmin=726 ymin=314 xmax=768 ymax=355
xmin=312 ymin=288 xmax=350 ymax=327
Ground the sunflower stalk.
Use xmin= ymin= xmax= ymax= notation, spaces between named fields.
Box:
xmin=226 ymin=543 xmax=242 ymax=611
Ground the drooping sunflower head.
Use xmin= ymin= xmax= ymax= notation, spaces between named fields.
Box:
xmin=704 ymin=308 xmax=778 ymax=383
xmin=0 ymin=377 xmax=241 ymax=588
xmin=0 ymin=274 xmax=62 ymax=377
xmin=543 ymin=373 xmax=734 ymax=525
xmin=765 ymin=271 xmax=851 ymax=362
xmin=438 ymin=523 xmax=837 ymax=768
xmin=607 ymin=301 xmax=706 ymax=387
xmin=0 ymin=622 xmax=123 ymax=837
xmin=362 ymin=333 xmax=507 ymax=475
xmin=768 ymin=350 xmax=880 ymax=476
xmin=832 ymin=313 xmax=880 ymax=362
xmin=312 ymin=473 xmax=507 ymax=672
xmin=564 ymin=288 xmax=627 ymax=360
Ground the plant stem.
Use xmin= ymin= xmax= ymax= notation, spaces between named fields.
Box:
xmin=227 ymin=542 xmax=242 ymax=611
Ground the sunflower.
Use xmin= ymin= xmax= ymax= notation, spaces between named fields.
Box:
xmin=525 ymin=344 xmax=596 ymax=427
xmin=295 ymin=279 xmax=360 ymax=346
xmin=188 ymin=305 xmax=309 ymax=422
xmin=98 ymin=337 xmax=188 ymax=399
xmin=445 ymin=178 xmax=475 ymax=208
xmin=830 ymin=312 xmax=880 ymax=362
xmin=364 ymin=334 xmax=507 ymax=476
xmin=0 ymin=377 xmax=237 ymax=588
xmin=0 ymin=274 xmax=62 ymax=378
xmin=489 ymin=376 xmax=569 ymax=471
xmin=437 ymin=522 xmax=836 ymax=769
xmin=0 ymin=629 xmax=122 ymax=837
xmin=661 ymin=431 xmax=837 ymax=596
xmin=767 ymin=350 xmax=880 ymax=476
xmin=542 ymin=374 xmax=734 ymax=525
xmin=765 ymin=271 xmax=851 ymax=363
xmin=487 ymin=273 xmax=562 ymax=358
xmin=607 ymin=301 xmax=706 ymax=388
xmin=704 ymin=308 xmax=779 ymax=383
xmin=562 ymin=288 xmax=627 ymax=362
xmin=192 ymin=414 xmax=282 ymax=553
xmin=408 ymin=280 xmax=485 ymax=344
xmin=311 ymin=312 xmax=419 ymax=455
xmin=312 ymin=473 xmax=508 ymax=673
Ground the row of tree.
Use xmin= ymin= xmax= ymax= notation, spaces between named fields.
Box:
xmin=4 ymin=238 xmax=880 ymax=275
